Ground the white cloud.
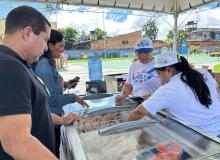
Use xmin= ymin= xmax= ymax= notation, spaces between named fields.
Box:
xmin=49 ymin=5 xmax=220 ymax=40
xmin=50 ymin=8 xmax=146 ymax=36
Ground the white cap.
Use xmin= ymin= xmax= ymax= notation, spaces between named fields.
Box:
xmin=155 ymin=51 xmax=179 ymax=68
xmin=135 ymin=37 xmax=153 ymax=53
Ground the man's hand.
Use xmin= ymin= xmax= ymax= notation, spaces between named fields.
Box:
xmin=75 ymin=96 xmax=90 ymax=108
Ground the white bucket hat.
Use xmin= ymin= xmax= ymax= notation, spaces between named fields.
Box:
xmin=135 ymin=37 xmax=153 ymax=53
xmin=155 ymin=51 xmax=179 ymax=68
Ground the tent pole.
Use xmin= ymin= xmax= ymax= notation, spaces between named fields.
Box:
xmin=173 ymin=0 xmax=178 ymax=52
xmin=102 ymin=7 xmax=106 ymax=59
xmin=173 ymin=13 xmax=178 ymax=52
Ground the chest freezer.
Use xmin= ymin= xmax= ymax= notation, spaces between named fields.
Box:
xmin=61 ymin=94 xmax=220 ymax=160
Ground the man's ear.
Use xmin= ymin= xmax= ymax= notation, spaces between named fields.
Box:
xmin=48 ymin=43 xmax=53 ymax=50
xmin=21 ymin=26 xmax=32 ymax=41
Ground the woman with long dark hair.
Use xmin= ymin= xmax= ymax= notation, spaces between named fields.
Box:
xmin=33 ymin=29 xmax=89 ymax=158
xmin=129 ymin=51 xmax=220 ymax=137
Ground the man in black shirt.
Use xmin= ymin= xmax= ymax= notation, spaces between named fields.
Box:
xmin=0 ymin=6 xmax=59 ymax=160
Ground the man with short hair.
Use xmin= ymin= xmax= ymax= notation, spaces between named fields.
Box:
xmin=0 ymin=6 xmax=58 ymax=160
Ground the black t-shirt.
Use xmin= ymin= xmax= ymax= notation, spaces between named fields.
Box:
xmin=0 ymin=45 xmax=55 ymax=159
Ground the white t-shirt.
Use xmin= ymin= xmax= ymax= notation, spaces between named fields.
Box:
xmin=143 ymin=69 xmax=220 ymax=136
xmin=126 ymin=59 xmax=162 ymax=97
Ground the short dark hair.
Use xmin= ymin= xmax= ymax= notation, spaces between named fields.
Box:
xmin=5 ymin=5 xmax=51 ymax=35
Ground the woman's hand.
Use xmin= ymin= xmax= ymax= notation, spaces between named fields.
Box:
xmin=62 ymin=112 xmax=80 ymax=125
xmin=67 ymin=81 xmax=78 ymax=89
xmin=142 ymin=94 xmax=151 ymax=100
xmin=64 ymin=76 xmax=80 ymax=89
xmin=115 ymin=95 xmax=125 ymax=102
xmin=75 ymin=96 xmax=90 ymax=108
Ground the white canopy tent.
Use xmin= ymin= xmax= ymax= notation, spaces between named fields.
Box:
xmin=22 ymin=0 xmax=216 ymax=14
xmin=20 ymin=0 xmax=218 ymax=51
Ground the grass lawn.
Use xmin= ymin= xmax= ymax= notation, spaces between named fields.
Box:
xmin=213 ymin=64 xmax=220 ymax=72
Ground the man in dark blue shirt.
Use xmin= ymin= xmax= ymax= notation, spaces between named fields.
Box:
xmin=0 ymin=6 xmax=58 ymax=160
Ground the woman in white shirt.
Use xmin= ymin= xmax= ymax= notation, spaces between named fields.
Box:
xmin=116 ymin=38 xmax=161 ymax=102
xmin=129 ymin=52 xmax=220 ymax=137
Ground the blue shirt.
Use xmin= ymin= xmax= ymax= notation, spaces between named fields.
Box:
xmin=34 ymin=57 xmax=76 ymax=115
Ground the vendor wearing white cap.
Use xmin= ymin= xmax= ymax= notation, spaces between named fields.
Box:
xmin=116 ymin=38 xmax=162 ymax=102
xmin=129 ymin=52 xmax=220 ymax=137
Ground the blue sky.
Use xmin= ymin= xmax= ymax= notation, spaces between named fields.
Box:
xmin=106 ymin=9 xmax=132 ymax=22
xmin=0 ymin=1 xmax=129 ymax=22
xmin=0 ymin=1 xmax=48 ymax=17
xmin=1 ymin=1 xmax=220 ymax=40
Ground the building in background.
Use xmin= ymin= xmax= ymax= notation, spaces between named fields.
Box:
xmin=189 ymin=28 xmax=220 ymax=41
xmin=185 ymin=21 xmax=198 ymax=32
xmin=73 ymin=40 xmax=91 ymax=50
xmin=187 ymin=28 xmax=220 ymax=53
xmin=67 ymin=30 xmax=166 ymax=59
xmin=91 ymin=31 xmax=141 ymax=50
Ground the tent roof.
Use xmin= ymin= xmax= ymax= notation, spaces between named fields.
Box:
xmin=30 ymin=0 xmax=217 ymax=14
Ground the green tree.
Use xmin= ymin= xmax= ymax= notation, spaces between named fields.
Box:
xmin=141 ymin=19 xmax=159 ymax=40
xmin=189 ymin=45 xmax=199 ymax=54
xmin=165 ymin=29 xmax=189 ymax=46
xmin=95 ymin=28 xmax=107 ymax=40
xmin=58 ymin=28 xmax=79 ymax=50
xmin=58 ymin=27 xmax=79 ymax=44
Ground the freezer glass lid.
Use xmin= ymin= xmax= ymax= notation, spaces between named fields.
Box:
xmin=62 ymin=93 xmax=137 ymax=114
xmin=77 ymin=119 xmax=220 ymax=160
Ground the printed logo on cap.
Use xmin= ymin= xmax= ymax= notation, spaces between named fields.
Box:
xmin=136 ymin=39 xmax=152 ymax=49
xmin=135 ymin=38 xmax=153 ymax=53
xmin=137 ymin=40 xmax=149 ymax=48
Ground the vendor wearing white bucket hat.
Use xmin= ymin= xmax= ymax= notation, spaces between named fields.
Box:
xmin=129 ymin=51 xmax=220 ymax=137
xmin=116 ymin=38 xmax=162 ymax=103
